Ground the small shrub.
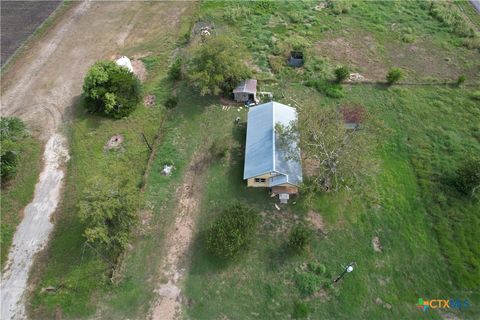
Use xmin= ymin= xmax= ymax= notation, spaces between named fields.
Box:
xmin=288 ymin=35 xmax=309 ymax=52
xmin=334 ymin=66 xmax=349 ymax=83
xmin=386 ymin=68 xmax=404 ymax=84
xmin=471 ymin=90 xmax=480 ymax=101
xmin=83 ymin=61 xmax=141 ymax=118
xmin=168 ymin=57 xmax=182 ymax=81
xmin=0 ymin=117 xmax=27 ymax=180
xmin=454 ymin=159 xmax=480 ymax=196
xmin=307 ymin=261 xmax=327 ymax=275
xmin=288 ymin=225 xmax=313 ymax=253
xmin=330 ymin=0 xmax=354 ymax=15
xmin=462 ymin=37 xmax=480 ymax=49
xmin=457 ymin=75 xmax=466 ymax=86
xmin=162 ymin=159 xmax=174 ymax=167
xmin=165 ymin=95 xmax=178 ymax=109
xmin=210 ymin=137 xmax=229 ymax=159
xmin=401 ymin=33 xmax=416 ymax=43
xmin=292 ymin=301 xmax=309 ymax=319
xmin=252 ymin=1 xmax=277 ymax=15
xmin=314 ymin=79 xmax=345 ymax=98
xmin=295 ymin=272 xmax=321 ymax=295
xmin=223 ymin=4 xmax=251 ymax=23
xmin=268 ymin=55 xmax=284 ymax=73
xmin=206 ymin=203 xmax=259 ymax=259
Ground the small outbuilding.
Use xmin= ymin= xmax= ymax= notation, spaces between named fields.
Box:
xmin=233 ymin=79 xmax=257 ymax=103
xmin=243 ymin=101 xmax=303 ymax=202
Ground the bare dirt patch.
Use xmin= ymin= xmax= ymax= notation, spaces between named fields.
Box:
xmin=307 ymin=211 xmax=327 ymax=235
xmin=104 ymin=134 xmax=124 ymax=150
xmin=151 ymin=152 xmax=210 ymax=320
xmin=132 ymin=59 xmax=147 ymax=82
xmin=372 ymin=236 xmax=382 ymax=252
xmin=144 ymin=94 xmax=156 ymax=108
xmin=385 ymin=40 xmax=480 ymax=80
xmin=316 ymin=33 xmax=480 ymax=81
xmin=316 ymin=35 xmax=387 ymax=79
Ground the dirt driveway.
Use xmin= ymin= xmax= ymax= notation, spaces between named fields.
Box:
xmin=0 ymin=1 xmax=193 ymax=319
xmin=151 ymin=151 xmax=210 ymax=320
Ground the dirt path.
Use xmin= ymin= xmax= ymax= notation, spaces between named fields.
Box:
xmin=0 ymin=134 xmax=69 ymax=320
xmin=151 ymin=152 xmax=210 ymax=320
xmin=0 ymin=1 xmax=192 ymax=319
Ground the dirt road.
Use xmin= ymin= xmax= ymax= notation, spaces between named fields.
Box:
xmin=151 ymin=152 xmax=209 ymax=320
xmin=0 ymin=134 xmax=69 ymax=320
xmin=0 ymin=1 xmax=192 ymax=319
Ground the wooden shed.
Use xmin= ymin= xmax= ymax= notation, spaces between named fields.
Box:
xmin=233 ymin=79 xmax=257 ymax=103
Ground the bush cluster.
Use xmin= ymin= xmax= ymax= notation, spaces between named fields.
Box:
xmin=292 ymin=301 xmax=310 ymax=319
xmin=386 ymin=68 xmax=404 ymax=84
xmin=315 ymin=79 xmax=345 ymax=98
xmin=334 ymin=66 xmax=349 ymax=83
xmin=83 ymin=61 xmax=141 ymax=119
xmin=168 ymin=57 xmax=182 ymax=81
xmin=206 ymin=203 xmax=259 ymax=259
xmin=210 ymin=137 xmax=229 ymax=159
xmin=187 ymin=36 xmax=252 ymax=96
xmin=288 ymin=225 xmax=313 ymax=253
xmin=78 ymin=177 xmax=139 ymax=256
xmin=165 ymin=95 xmax=178 ymax=109
xmin=294 ymin=261 xmax=328 ymax=296
xmin=454 ymin=159 xmax=480 ymax=196
xmin=0 ymin=117 xmax=27 ymax=180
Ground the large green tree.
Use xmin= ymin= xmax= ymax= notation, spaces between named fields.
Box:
xmin=187 ymin=36 xmax=252 ymax=96
xmin=83 ymin=61 xmax=141 ymax=118
xmin=276 ymin=107 xmax=376 ymax=194
xmin=0 ymin=117 xmax=27 ymax=180
xmin=78 ymin=177 xmax=139 ymax=256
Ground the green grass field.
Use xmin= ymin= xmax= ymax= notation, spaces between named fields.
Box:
xmin=1 ymin=136 xmax=42 ymax=268
xmin=27 ymin=1 xmax=479 ymax=319
xmin=183 ymin=84 xmax=479 ymax=319
xmin=180 ymin=1 xmax=480 ymax=319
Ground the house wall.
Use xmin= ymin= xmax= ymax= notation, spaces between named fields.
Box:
xmin=247 ymin=172 xmax=276 ymax=187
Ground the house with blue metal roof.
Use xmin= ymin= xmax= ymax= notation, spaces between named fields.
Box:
xmin=243 ymin=101 xmax=302 ymax=200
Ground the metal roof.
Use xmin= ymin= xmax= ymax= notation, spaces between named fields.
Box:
xmin=233 ymin=79 xmax=257 ymax=94
xmin=243 ymin=101 xmax=303 ymax=186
